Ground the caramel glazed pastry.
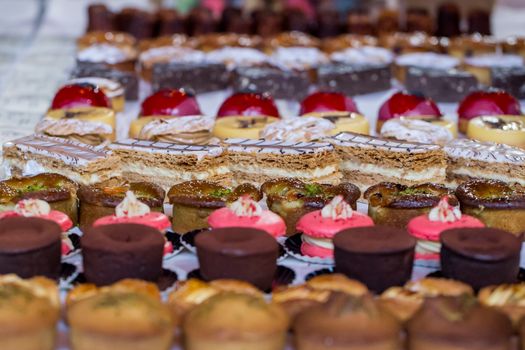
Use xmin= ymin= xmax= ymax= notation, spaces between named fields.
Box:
xmin=137 ymin=115 xmax=217 ymax=145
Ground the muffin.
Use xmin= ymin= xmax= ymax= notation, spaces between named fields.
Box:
xmin=294 ymin=293 xmax=402 ymax=350
xmin=479 ymin=283 xmax=525 ymax=327
xmin=456 ymin=179 xmax=525 ymax=236
xmin=333 ymin=226 xmax=416 ymax=293
xmin=67 ymin=279 xmax=173 ymax=350
xmin=168 ymin=180 xmax=261 ymax=234
xmin=440 ymin=227 xmax=521 ymax=290
xmin=78 ymin=179 xmax=164 ymax=231
xmin=407 ymin=296 xmax=513 ymax=350
xmin=184 ymin=293 xmax=289 ymax=350
xmin=364 ymin=182 xmax=453 ymax=229
xmin=0 ymin=274 xmax=59 ymax=350
xmin=262 ymin=179 xmax=360 ymax=235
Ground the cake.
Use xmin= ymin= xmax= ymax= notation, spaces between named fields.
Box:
xmin=108 ymin=139 xmax=228 ymax=190
xmin=76 ymin=31 xmax=137 ymax=72
xmin=466 ymin=115 xmax=525 ymax=148
xmin=224 ymin=138 xmax=341 ymax=187
xmin=139 ymin=45 xmax=206 ymax=81
xmin=394 ymin=52 xmax=459 ymax=83
xmin=316 ymin=63 xmax=392 ymax=96
xmin=3 ymin=134 xmax=120 ymax=185
xmin=330 ymin=132 xmax=447 ymax=193
xmin=479 ymin=283 xmax=525 ymax=326
xmin=463 ymin=54 xmax=524 ymax=86
xmin=448 ymin=34 xmax=498 ymax=59
xmin=436 ymin=3 xmax=461 ymax=37
xmin=71 ymin=63 xmax=139 ymax=100
xmin=491 ymin=66 xmax=525 ymax=99
xmin=152 ymin=62 xmax=229 ymax=94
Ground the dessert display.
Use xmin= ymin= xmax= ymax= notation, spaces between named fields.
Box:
xmin=456 ymin=180 xmax=525 ymax=235
xmin=394 ymin=52 xmax=460 ymax=83
xmin=0 ymin=275 xmax=59 ymax=350
xmin=333 ymin=226 xmax=416 ymax=293
xmin=364 ymin=182 xmax=454 ymax=228
xmin=463 ymin=54 xmax=524 ymax=85
xmin=406 ymin=296 xmax=513 ymax=350
xmin=479 ymin=283 xmax=525 ymax=326
xmin=67 ymin=279 xmax=173 ymax=350
xmin=296 ymin=195 xmax=373 ymax=259
xmin=3 ymin=134 xmax=120 ymax=185
xmin=294 ymin=293 xmax=402 ymax=350
xmin=183 ymin=293 xmax=289 ymax=350
xmin=207 ymin=196 xmax=286 ymax=238
xmin=81 ymin=223 xmax=165 ymax=285
xmin=0 ymin=217 xmax=61 ymax=279
xmin=457 ymin=90 xmax=523 ymax=134
xmin=262 ymin=179 xmax=360 ymax=235
xmin=380 ymin=118 xmax=454 ymax=146
xmin=440 ymin=227 xmax=521 ymax=290
xmin=195 ymin=227 xmax=279 ymax=290
xmin=168 ymin=180 xmax=261 ymax=234
xmin=407 ymin=196 xmax=484 ymax=265
xmin=65 ymin=77 xmax=125 ymax=112
xmin=448 ymin=34 xmax=498 ymax=59
xmin=467 ymin=115 xmax=525 ymax=148
xmin=260 ymin=116 xmax=335 ymax=142
xmin=331 ymin=132 xmax=447 ymax=193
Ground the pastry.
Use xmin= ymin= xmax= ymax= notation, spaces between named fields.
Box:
xmin=407 ymin=196 xmax=484 ymax=264
xmin=65 ymin=77 xmax=125 ymax=112
xmin=206 ymin=46 xmax=269 ymax=70
xmin=157 ymin=10 xmax=186 ymax=35
xmin=264 ymin=32 xmax=320 ymax=52
xmin=0 ymin=217 xmax=61 ymax=279
xmin=297 ymin=195 xmax=373 ymax=258
xmin=186 ymin=8 xmax=217 ymax=36
xmin=213 ymin=116 xmax=279 ymax=139
xmin=448 ymin=34 xmax=498 ymax=59
xmin=253 ymin=9 xmax=284 ymax=38
xmin=467 ymin=115 xmax=525 ymax=148
xmin=152 ymin=62 xmax=229 ymax=94
xmin=346 ymin=9 xmax=374 ymax=35
xmin=321 ymin=34 xmax=378 ymax=54
xmin=315 ymin=8 xmax=340 ymax=38
xmin=115 ymin=8 xmax=156 ymax=39
xmin=3 ymin=134 xmax=120 ymax=185
xmin=168 ymin=180 xmax=261 ymax=234
xmin=491 ymin=66 xmax=525 ymax=99
xmin=441 ymin=227 xmax=521 ymax=290
xmin=378 ymin=32 xmax=440 ymax=54
xmin=269 ymin=46 xmax=328 ymax=81
xmin=479 ymin=283 xmax=525 ymax=327
xmin=0 ymin=274 xmax=59 ymax=350
xmin=294 ymin=293 xmax=402 ymax=350
xmin=108 ymin=139 xmax=227 ymax=190
xmin=82 ymin=223 xmax=165 ymax=285
xmin=456 ymin=179 xmax=525 ymax=236
xmin=136 ymin=115 xmax=216 ymax=145
xmin=394 ymin=52 xmax=459 ymax=83
xmin=330 ymin=133 xmax=447 ymax=193
xmin=184 ymin=293 xmax=289 ymax=350
xmin=316 ymin=63 xmax=392 ymax=96
xmin=457 ymin=90 xmax=522 ymax=134
xmin=87 ymin=3 xmax=114 ymax=32
xmin=262 ymin=179 xmax=360 ymax=236
xmin=50 ymin=83 xmax=111 ymax=110
xmin=463 ymin=54 xmax=524 ymax=85
xmin=436 ymin=3 xmax=461 ymax=37
xmin=260 ymin=117 xmax=335 ymax=142
xmin=365 ymin=182 xmax=453 ymax=229
xmin=329 ymin=46 xmax=394 ymax=66
xmin=407 ymin=296 xmax=513 ymax=350
xmin=380 ymin=118 xmax=454 ymax=146
xmin=224 ymin=138 xmax=341 ymax=187
xmin=207 ymin=196 xmax=286 ymax=238
xmin=139 ymin=43 xmax=205 ymax=81
xmin=468 ymin=9 xmax=491 ymax=35
xmin=195 ymin=227 xmax=279 ymax=291
xmin=333 ymin=226 xmax=416 ymax=293
xmin=502 ymin=37 xmax=525 ymax=58
xmin=67 ymin=280 xmax=173 ymax=350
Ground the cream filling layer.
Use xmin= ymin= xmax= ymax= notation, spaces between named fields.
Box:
xmin=302 ymin=235 xmax=334 ymax=250
xmin=229 ymin=164 xmax=337 ymax=179
xmin=122 ymin=163 xmax=230 ymax=181
xmin=340 ymin=161 xmax=445 ymax=181
xmin=450 ymin=167 xmax=525 ymax=186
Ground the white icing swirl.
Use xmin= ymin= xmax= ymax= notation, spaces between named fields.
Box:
xmin=270 ymin=47 xmax=328 ymax=71
xmin=260 ymin=117 xmax=335 ymax=142
xmin=396 ymin=52 xmax=459 ymax=69
xmin=115 ymin=191 xmax=150 ymax=218
xmin=380 ymin=118 xmax=453 ymax=146
xmin=228 ymin=196 xmax=262 ymax=217
xmin=14 ymin=199 xmax=51 ymax=217
xmin=331 ymin=46 xmax=394 ymax=65
xmin=428 ymin=196 xmax=461 ymax=223
xmin=321 ymin=195 xmax=353 ymax=221
xmin=77 ymin=44 xmax=134 ymax=64
xmin=465 ymin=54 xmax=524 ymax=68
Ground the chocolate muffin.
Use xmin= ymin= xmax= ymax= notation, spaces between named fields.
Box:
xmin=0 ymin=217 xmax=61 ymax=279
xmin=82 ymin=223 xmax=164 ymax=286
xmin=333 ymin=226 xmax=416 ymax=293
xmin=440 ymin=228 xmax=521 ymax=290
xmin=195 ymin=227 xmax=279 ymax=291
xmin=407 ymin=296 xmax=513 ymax=350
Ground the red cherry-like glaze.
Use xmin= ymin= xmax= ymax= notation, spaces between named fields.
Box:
xmin=300 ymin=91 xmax=359 ymax=115
xmin=217 ymin=93 xmax=280 ymax=118
xmin=140 ymin=89 xmax=201 ymax=117
xmin=51 ymin=84 xmax=111 ymax=109
xmin=458 ymin=90 xmax=522 ymax=120
xmin=378 ymin=92 xmax=441 ymax=121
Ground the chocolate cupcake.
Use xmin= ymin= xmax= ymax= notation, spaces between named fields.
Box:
xmin=0 ymin=217 xmax=61 ymax=279
xmin=195 ymin=227 xmax=279 ymax=291
xmin=82 ymin=223 xmax=164 ymax=285
xmin=407 ymin=296 xmax=513 ymax=350
xmin=333 ymin=226 xmax=416 ymax=293
xmin=440 ymin=227 xmax=521 ymax=290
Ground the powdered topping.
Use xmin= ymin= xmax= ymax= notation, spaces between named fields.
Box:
xmin=380 ymin=118 xmax=453 ymax=146
xmin=465 ymin=54 xmax=524 ymax=68
xmin=228 ymin=195 xmax=262 ymax=217
xmin=428 ymin=196 xmax=462 ymax=223
xmin=14 ymin=199 xmax=51 ymax=217
xmin=396 ymin=52 xmax=459 ymax=69
xmin=321 ymin=195 xmax=353 ymax=221
xmin=260 ymin=117 xmax=335 ymax=142
xmin=139 ymin=46 xmax=206 ymax=66
xmin=115 ymin=191 xmax=150 ymax=217
xmin=77 ymin=44 xmax=135 ymax=64
xmin=36 ymin=118 xmax=113 ymax=136
xmin=206 ymin=47 xmax=269 ymax=69
xmin=270 ymin=47 xmax=328 ymax=71
xmin=331 ymin=46 xmax=394 ymax=65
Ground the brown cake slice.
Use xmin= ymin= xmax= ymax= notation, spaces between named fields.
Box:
xmin=444 ymin=138 xmax=525 ymax=187
xmin=3 ymin=134 xmax=119 ymax=185
xmin=224 ymin=138 xmax=341 ymax=186
xmin=108 ymin=138 xmax=229 ymax=189
xmin=329 ymin=132 xmax=446 ymax=192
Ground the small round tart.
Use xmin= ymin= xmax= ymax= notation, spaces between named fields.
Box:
xmin=212 ymin=115 xmax=279 ymax=139
xmin=380 ymin=118 xmax=454 ymax=145
xmin=467 ymin=115 xmax=525 ymax=148
xmin=302 ymin=111 xmax=370 ymax=135
xmin=44 ymin=106 xmax=116 ymax=141
xmin=207 ymin=196 xmax=286 ymax=238
xmin=65 ymin=77 xmax=124 ymax=112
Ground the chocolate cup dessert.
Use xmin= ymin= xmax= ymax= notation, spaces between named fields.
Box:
xmin=262 ymin=179 xmax=360 ymax=236
xmin=78 ymin=179 xmax=165 ymax=231
xmin=0 ymin=173 xmax=79 ymax=225
xmin=0 ymin=217 xmax=61 ymax=279
xmin=168 ymin=181 xmax=261 ymax=234
xmin=333 ymin=226 xmax=416 ymax=293
xmin=195 ymin=227 xmax=279 ymax=291
xmin=364 ymin=182 xmax=455 ymax=229
xmin=440 ymin=228 xmax=521 ymax=290
xmin=456 ymin=180 xmax=525 ymax=237
xmin=82 ymin=223 xmax=164 ymax=286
